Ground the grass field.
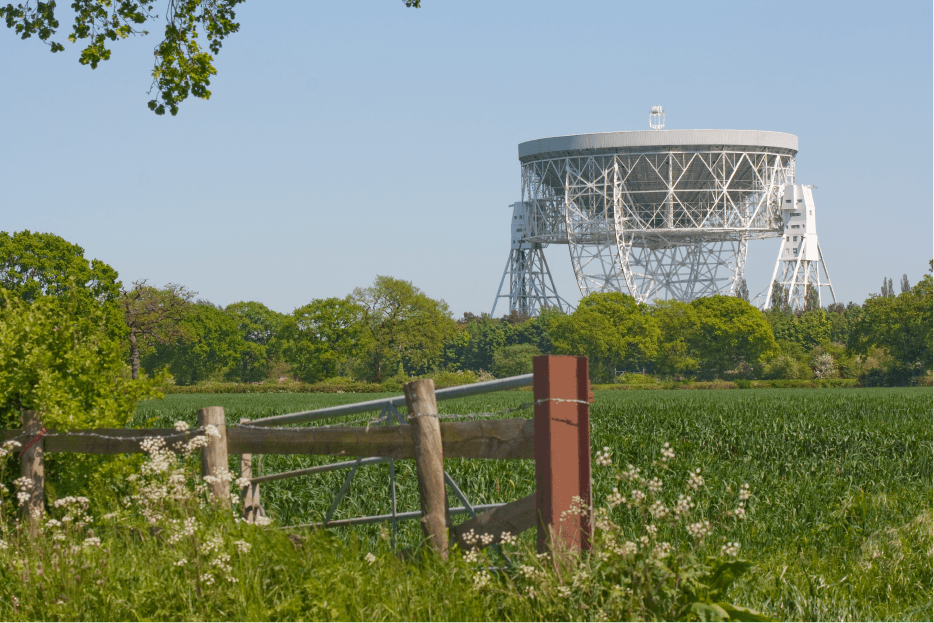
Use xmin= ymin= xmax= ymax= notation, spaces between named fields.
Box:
xmin=132 ymin=387 xmax=933 ymax=620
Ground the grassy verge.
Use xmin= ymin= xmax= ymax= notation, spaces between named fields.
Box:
xmin=1 ymin=387 xmax=929 ymax=620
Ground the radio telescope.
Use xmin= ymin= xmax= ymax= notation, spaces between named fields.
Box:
xmin=492 ymin=119 xmax=834 ymax=316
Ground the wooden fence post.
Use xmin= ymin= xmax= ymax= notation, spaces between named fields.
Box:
xmin=197 ymin=406 xmax=230 ymax=506
xmin=404 ymin=378 xmax=449 ymax=558
xmin=20 ymin=410 xmax=45 ymax=523
xmin=533 ymin=355 xmax=593 ymax=554
xmin=239 ymin=419 xmax=265 ymax=521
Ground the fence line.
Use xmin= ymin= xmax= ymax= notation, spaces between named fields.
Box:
xmin=8 ymin=358 xmax=593 ymax=555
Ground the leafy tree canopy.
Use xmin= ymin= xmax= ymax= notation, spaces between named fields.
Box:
xmin=352 ymin=276 xmax=457 ymax=380
xmin=0 ymin=229 xmax=124 ymax=335
xmin=143 ymin=301 xmax=242 ymax=384
xmin=0 ymin=0 xmax=421 ymax=115
xmin=280 ymin=297 xmax=371 ymax=383
xmin=649 ymin=299 xmax=699 ymax=376
xmin=551 ymin=292 xmax=659 ymax=382
xmin=690 ymin=295 xmax=778 ymax=379
xmin=853 ymin=271 xmax=933 ymax=371
xmin=0 ymin=287 xmax=162 ymax=430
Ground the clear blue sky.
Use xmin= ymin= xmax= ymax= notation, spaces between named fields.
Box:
xmin=2 ymin=1 xmax=931 ymax=316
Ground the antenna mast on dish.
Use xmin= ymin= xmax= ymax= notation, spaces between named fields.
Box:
xmin=650 ymin=106 xmax=665 ymax=130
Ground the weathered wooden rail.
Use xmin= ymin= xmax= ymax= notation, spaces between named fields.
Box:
xmin=9 ymin=355 xmax=594 ymax=554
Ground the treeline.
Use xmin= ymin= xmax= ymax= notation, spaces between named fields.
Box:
xmin=2 ymin=231 xmax=932 ymax=392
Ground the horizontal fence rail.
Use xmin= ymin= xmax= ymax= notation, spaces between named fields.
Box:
xmin=0 ymin=419 xmax=535 ymax=460
xmin=246 ymin=373 xmax=534 ymax=428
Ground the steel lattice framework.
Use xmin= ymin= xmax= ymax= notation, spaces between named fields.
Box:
xmin=496 ymin=130 xmax=798 ymax=307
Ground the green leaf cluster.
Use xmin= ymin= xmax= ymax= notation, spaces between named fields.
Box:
xmin=0 ymin=288 xmax=163 ymax=430
xmin=0 ymin=0 xmax=244 ymax=116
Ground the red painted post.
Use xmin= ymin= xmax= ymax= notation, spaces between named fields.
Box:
xmin=533 ymin=355 xmax=592 ymax=554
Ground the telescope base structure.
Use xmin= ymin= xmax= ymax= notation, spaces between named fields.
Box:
xmin=764 ymin=185 xmax=836 ymax=310
xmin=569 ymin=233 xmax=750 ymax=302
xmin=491 ymin=244 xmax=570 ymax=317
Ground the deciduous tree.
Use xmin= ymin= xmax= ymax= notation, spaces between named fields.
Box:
xmin=279 ymin=297 xmax=371 ymax=383
xmin=352 ymin=276 xmax=457 ymax=381
xmin=142 ymin=301 xmax=242 ymax=384
xmin=690 ymin=295 xmax=778 ymax=379
xmin=0 ymin=0 xmax=422 ymax=115
xmin=550 ymin=292 xmax=659 ymax=382
xmin=649 ymin=300 xmax=699 ymax=376
xmin=0 ymin=287 xmax=162 ymax=430
xmin=120 ymin=280 xmax=195 ymax=379
xmin=225 ymin=300 xmax=287 ymax=382
xmin=0 ymin=230 xmax=123 ymax=335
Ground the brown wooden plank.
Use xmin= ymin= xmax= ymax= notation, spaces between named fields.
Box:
xmin=0 ymin=418 xmax=535 ymax=459
xmin=42 ymin=429 xmax=187 ymax=454
xmin=227 ymin=419 xmax=534 ymax=459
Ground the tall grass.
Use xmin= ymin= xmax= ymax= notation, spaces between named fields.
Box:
xmin=129 ymin=387 xmax=932 ymax=620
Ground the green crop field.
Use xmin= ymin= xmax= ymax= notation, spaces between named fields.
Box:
xmin=133 ymin=387 xmax=933 ymax=620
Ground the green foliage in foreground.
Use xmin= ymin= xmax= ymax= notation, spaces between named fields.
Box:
xmin=0 ymin=426 xmax=766 ymax=622
xmin=0 ymin=288 xmax=163 ymax=430
xmin=132 ymin=387 xmax=933 ymax=620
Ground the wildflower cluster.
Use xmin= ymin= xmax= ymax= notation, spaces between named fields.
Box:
xmin=452 ymin=441 xmax=760 ymax=621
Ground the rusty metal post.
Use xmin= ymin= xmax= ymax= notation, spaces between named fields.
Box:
xmin=533 ymin=355 xmax=592 ymax=554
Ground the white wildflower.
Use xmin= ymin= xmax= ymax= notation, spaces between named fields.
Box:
xmin=473 ymin=569 xmax=491 ymax=590
xmin=234 ymin=540 xmax=252 ymax=554
xmin=688 ymin=468 xmax=704 ymax=490
xmin=660 ymin=442 xmax=675 ymax=461
xmin=595 ymin=446 xmax=613 ymax=467
xmin=364 ymin=552 xmax=376 ymax=565
xmin=606 ymin=487 xmax=625 ymax=509
xmin=687 ymin=520 xmax=712 ymax=540
xmin=174 ymin=421 xmax=190 ymax=432
xmin=653 ymin=541 xmax=672 ymax=559
xmin=500 ymin=531 xmax=516 ymax=546
xmin=673 ymin=494 xmax=694 ymax=516
xmin=721 ymin=542 xmax=741 ymax=557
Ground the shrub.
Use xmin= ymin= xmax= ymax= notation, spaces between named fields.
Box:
xmin=491 ymin=344 xmax=541 ymax=378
